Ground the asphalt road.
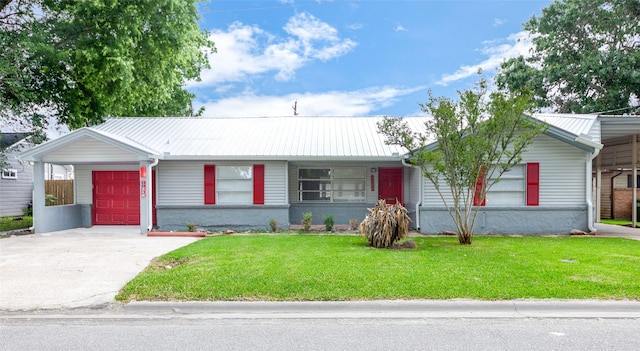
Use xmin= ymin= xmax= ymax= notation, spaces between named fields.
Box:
xmin=2 ymin=316 xmax=639 ymax=351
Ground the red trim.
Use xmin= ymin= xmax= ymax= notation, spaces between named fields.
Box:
xmin=204 ymin=165 xmax=216 ymax=204
xmin=526 ymin=162 xmax=540 ymax=206
xmin=473 ymin=167 xmax=486 ymax=206
xmin=253 ymin=164 xmax=265 ymax=205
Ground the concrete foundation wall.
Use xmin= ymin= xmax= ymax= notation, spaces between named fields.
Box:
xmin=156 ymin=205 xmax=290 ymax=232
xmin=37 ymin=204 xmax=86 ymax=233
xmin=419 ymin=206 xmax=589 ymax=235
xmin=289 ymin=203 xmax=373 ymax=226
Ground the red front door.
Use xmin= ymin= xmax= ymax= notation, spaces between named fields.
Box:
xmin=378 ymin=167 xmax=403 ymax=205
xmin=93 ymin=171 xmax=140 ymax=225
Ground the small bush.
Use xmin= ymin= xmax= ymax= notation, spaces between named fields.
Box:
xmin=302 ymin=212 xmax=313 ymax=231
xmin=324 ymin=213 xmax=334 ymax=232
xmin=186 ymin=223 xmax=197 ymax=232
xmin=360 ymin=199 xmax=411 ymax=248
xmin=349 ymin=218 xmax=359 ymax=230
xmin=269 ymin=219 xmax=277 ymax=232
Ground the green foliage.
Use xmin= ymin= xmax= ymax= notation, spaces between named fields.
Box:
xmin=0 ymin=0 xmax=215 ymax=139
xmin=378 ymin=75 xmax=544 ymax=244
xmin=302 ymin=212 xmax=313 ymax=231
xmin=44 ymin=194 xmax=58 ymax=206
xmin=323 ymin=213 xmax=334 ymax=232
xmin=360 ymin=199 xmax=411 ymax=248
xmin=496 ymin=0 xmax=640 ymax=114
xmin=0 ymin=216 xmax=33 ymax=232
xmin=269 ymin=218 xmax=278 ymax=232
xmin=116 ymin=235 xmax=640 ymax=301
xmin=186 ymin=223 xmax=197 ymax=232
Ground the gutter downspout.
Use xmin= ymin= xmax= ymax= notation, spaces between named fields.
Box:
xmin=585 ymin=149 xmax=601 ymax=233
xmin=402 ymin=157 xmax=422 ymax=230
xmin=147 ymin=157 xmax=159 ymax=232
xmin=575 ymin=135 xmax=602 ymax=233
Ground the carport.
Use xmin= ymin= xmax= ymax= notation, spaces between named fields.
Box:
xmin=20 ymin=128 xmax=161 ymax=234
xmin=595 ymin=115 xmax=640 ymax=227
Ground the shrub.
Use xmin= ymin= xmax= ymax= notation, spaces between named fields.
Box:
xmin=302 ymin=212 xmax=313 ymax=231
xmin=269 ymin=218 xmax=277 ymax=232
xmin=360 ymin=199 xmax=411 ymax=248
xmin=186 ymin=223 xmax=197 ymax=232
xmin=324 ymin=213 xmax=334 ymax=232
xmin=349 ymin=218 xmax=359 ymax=230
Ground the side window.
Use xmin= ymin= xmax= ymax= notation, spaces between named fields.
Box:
xmin=1 ymin=169 xmax=17 ymax=180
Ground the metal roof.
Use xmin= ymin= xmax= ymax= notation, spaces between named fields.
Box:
xmin=91 ymin=116 xmax=429 ymax=160
xmin=532 ymin=113 xmax=599 ymax=138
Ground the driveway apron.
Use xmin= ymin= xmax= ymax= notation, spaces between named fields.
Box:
xmin=0 ymin=226 xmax=199 ymax=311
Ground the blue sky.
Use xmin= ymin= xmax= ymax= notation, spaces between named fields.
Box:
xmin=188 ymin=0 xmax=553 ymax=117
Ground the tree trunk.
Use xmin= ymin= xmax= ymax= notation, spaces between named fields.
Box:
xmin=458 ymin=230 xmax=473 ymax=245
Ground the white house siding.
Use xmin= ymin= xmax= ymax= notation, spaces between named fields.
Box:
xmin=43 ymin=138 xmax=140 ymax=164
xmin=422 ymin=134 xmax=588 ymax=207
xmin=522 ymin=134 xmax=588 ymax=206
xmin=0 ymin=145 xmax=34 ymax=217
xmin=157 ymin=161 xmax=287 ymax=206
xmin=74 ymin=164 xmax=138 ymax=205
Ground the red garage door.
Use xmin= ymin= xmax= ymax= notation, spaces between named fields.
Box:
xmin=92 ymin=171 xmax=140 ymax=225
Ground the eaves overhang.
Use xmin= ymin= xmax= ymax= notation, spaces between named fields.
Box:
xmin=19 ymin=128 xmax=160 ymax=162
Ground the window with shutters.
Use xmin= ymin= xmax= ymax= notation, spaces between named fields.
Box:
xmin=483 ymin=163 xmax=539 ymax=206
xmin=204 ymin=165 xmax=264 ymax=205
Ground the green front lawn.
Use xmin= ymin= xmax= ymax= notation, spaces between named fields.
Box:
xmin=600 ymin=219 xmax=633 ymax=226
xmin=116 ymin=235 xmax=640 ymax=302
xmin=0 ymin=216 xmax=33 ymax=232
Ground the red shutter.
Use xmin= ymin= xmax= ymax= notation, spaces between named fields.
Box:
xmin=526 ymin=162 xmax=539 ymax=206
xmin=204 ymin=165 xmax=216 ymax=205
xmin=473 ymin=167 xmax=486 ymax=206
xmin=253 ymin=164 xmax=265 ymax=205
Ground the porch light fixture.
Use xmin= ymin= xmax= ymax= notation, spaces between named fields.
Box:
xmin=371 ymin=168 xmax=377 ymax=173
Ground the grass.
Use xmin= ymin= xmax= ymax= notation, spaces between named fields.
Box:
xmin=0 ymin=216 xmax=33 ymax=232
xmin=600 ymin=219 xmax=633 ymax=226
xmin=116 ymin=235 xmax=640 ymax=302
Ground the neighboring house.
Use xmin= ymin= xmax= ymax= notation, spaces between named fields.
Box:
xmin=0 ymin=133 xmax=34 ymax=217
xmin=19 ymin=114 xmax=637 ymax=235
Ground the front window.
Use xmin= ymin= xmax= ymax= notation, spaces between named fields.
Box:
xmin=486 ymin=165 xmax=525 ymax=206
xmin=298 ymin=167 xmax=365 ymax=202
xmin=217 ymin=166 xmax=253 ymax=204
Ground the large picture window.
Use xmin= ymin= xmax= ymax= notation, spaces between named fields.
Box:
xmin=298 ymin=167 xmax=365 ymax=202
xmin=217 ymin=166 xmax=253 ymax=204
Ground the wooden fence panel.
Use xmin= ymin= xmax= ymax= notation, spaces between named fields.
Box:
xmin=44 ymin=180 xmax=74 ymax=206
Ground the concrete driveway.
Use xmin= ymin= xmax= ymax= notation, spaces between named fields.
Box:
xmin=0 ymin=226 xmax=199 ymax=311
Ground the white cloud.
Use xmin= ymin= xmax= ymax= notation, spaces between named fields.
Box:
xmin=196 ymin=86 xmax=424 ymax=117
xmin=493 ymin=18 xmax=506 ymax=27
xmin=395 ymin=25 xmax=407 ymax=32
xmin=190 ymin=12 xmax=356 ymax=87
xmin=436 ymin=31 xmax=533 ymax=86
xmin=348 ymin=23 xmax=363 ymax=30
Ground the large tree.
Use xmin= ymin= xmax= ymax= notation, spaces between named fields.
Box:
xmin=378 ymin=78 xmax=544 ymax=244
xmin=0 ymin=0 xmax=214 ymax=140
xmin=496 ymin=0 xmax=640 ymax=114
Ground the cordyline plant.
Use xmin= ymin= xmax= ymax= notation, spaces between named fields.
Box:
xmin=360 ymin=199 xmax=411 ymax=248
xmin=378 ymin=77 xmax=545 ymax=244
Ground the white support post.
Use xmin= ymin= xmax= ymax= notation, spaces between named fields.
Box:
xmin=32 ymin=161 xmax=45 ymax=233
xmin=596 ymin=154 xmax=601 ymax=223
xmin=139 ymin=160 xmax=151 ymax=235
xmin=633 ymin=135 xmax=637 ymax=228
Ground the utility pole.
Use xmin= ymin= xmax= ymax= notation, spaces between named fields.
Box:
xmin=292 ymin=100 xmax=299 ymax=116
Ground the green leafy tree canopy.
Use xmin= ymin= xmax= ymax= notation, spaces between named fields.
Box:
xmin=378 ymin=77 xmax=545 ymax=244
xmin=0 ymin=0 xmax=214 ymax=140
xmin=496 ymin=0 xmax=640 ymax=114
